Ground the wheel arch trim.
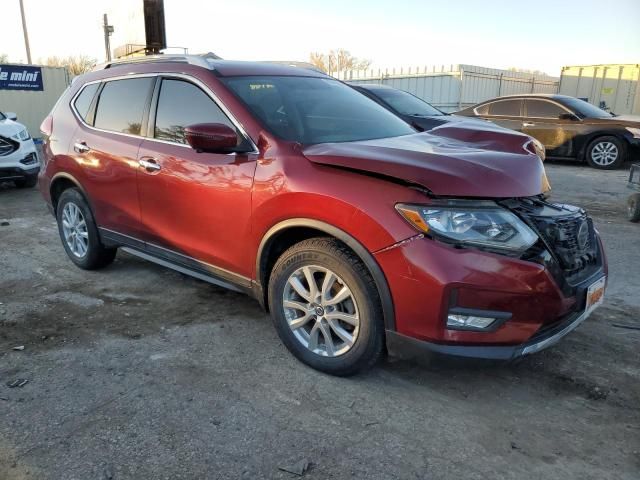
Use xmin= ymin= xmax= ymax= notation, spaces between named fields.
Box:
xmin=256 ymin=218 xmax=396 ymax=331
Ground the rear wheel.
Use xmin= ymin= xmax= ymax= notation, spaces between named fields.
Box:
xmin=14 ymin=174 xmax=38 ymax=188
xmin=268 ymin=238 xmax=384 ymax=376
xmin=56 ymin=188 xmax=117 ymax=269
xmin=628 ymin=193 xmax=640 ymax=222
xmin=586 ymin=136 xmax=625 ymax=169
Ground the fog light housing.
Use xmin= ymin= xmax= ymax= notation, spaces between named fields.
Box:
xmin=446 ymin=308 xmax=511 ymax=331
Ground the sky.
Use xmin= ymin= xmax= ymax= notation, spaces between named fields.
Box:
xmin=2 ymin=0 xmax=639 ymax=76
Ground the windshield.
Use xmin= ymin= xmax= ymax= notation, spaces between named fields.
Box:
xmin=561 ymin=97 xmax=613 ymax=119
xmin=371 ymin=88 xmax=444 ymax=117
xmin=222 ymin=76 xmax=415 ymax=144
xmin=0 ymin=111 xmax=5 ymax=121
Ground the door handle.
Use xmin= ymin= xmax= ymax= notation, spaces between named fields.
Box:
xmin=74 ymin=142 xmax=90 ymax=153
xmin=139 ymin=158 xmax=161 ymax=173
xmin=522 ymin=122 xmax=536 ymax=127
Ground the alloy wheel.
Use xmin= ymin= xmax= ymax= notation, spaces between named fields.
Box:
xmin=62 ymin=202 xmax=89 ymax=258
xmin=282 ymin=265 xmax=360 ymax=357
xmin=590 ymin=141 xmax=619 ymax=166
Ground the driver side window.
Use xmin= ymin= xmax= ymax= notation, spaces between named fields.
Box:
xmin=154 ymin=79 xmax=236 ymax=144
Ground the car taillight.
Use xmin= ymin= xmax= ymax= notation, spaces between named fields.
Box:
xmin=40 ymin=115 xmax=53 ymax=138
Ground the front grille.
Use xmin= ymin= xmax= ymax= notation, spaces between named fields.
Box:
xmin=20 ymin=152 xmax=38 ymax=165
xmin=530 ymin=211 xmax=596 ymax=275
xmin=502 ymin=196 xmax=599 ymax=285
xmin=0 ymin=136 xmax=18 ymax=156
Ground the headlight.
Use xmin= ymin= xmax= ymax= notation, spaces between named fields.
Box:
xmin=396 ymin=201 xmax=538 ymax=253
xmin=626 ymin=127 xmax=640 ymax=139
xmin=11 ymin=129 xmax=30 ymax=141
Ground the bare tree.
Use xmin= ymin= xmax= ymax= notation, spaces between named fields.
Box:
xmin=508 ymin=67 xmax=549 ymax=76
xmin=309 ymin=49 xmax=372 ymax=76
xmin=42 ymin=55 xmax=97 ymax=76
xmin=0 ymin=53 xmax=9 ymax=63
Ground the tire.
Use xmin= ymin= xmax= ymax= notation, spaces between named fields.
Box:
xmin=56 ymin=188 xmax=117 ymax=269
xmin=628 ymin=193 xmax=640 ymax=222
xmin=586 ymin=136 xmax=625 ymax=169
xmin=268 ymin=237 xmax=384 ymax=376
xmin=14 ymin=174 xmax=38 ymax=188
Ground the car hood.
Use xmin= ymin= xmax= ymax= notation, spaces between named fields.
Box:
xmin=410 ymin=113 xmax=494 ymax=131
xmin=302 ymin=123 xmax=550 ymax=198
xmin=0 ymin=118 xmax=26 ymax=138
xmin=585 ymin=114 xmax=640 ymax=127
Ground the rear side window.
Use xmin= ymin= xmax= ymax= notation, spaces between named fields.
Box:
xmin=154 ymin=79 xmax=235 ymax=144
xmin=474 ymin=104 xmax=490 ymax=115
xmin=487 ymin=100 xmax=521 ymax=117
xmin=525 ymin=99 xmax=564 ymax=119
xmin=73 ymin=83 xmax=99 ymax=121
xmin=94 ymin=78 xmax=154 ymax=135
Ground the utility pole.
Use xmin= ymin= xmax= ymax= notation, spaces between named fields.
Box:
xmin=19 ymin=0 xmax=32 ymax=64
xmin=103 ymin=13 xmax=114 ymax=61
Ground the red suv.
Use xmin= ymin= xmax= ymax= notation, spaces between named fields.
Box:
xmin=39 ymin=56 xmax=607 ymax=375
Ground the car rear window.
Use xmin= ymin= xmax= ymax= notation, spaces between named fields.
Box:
xmin=487 ymin=100 xmax=521 ymax=116
xmin=94 ymin=78 xmax=154 ymax=135
xmin=73 ymin=83 xmax=100 ymax=121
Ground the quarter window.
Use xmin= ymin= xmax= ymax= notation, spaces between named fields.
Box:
xmin=487 ymin=100 xmax=521 ymax=117
xmin=525 ymin=100 xmax=565 ymax=119
xmin=73 ymin=83 xmax=99 ymax=121
xmin=94 ymin=78 xmax=154 ymax=135
xmin=474 ymin=104 xmax=490 ymax=115
xmin=154 ymin=79 xmax=235 ymax=144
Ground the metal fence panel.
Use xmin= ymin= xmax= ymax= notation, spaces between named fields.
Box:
xmin=342 ymin=64 xmax=559 ymax=113
xmin=559 ymin=64 xmax=640 ymax=115
xmin=0 ymin=65 xmax=70 ymax=138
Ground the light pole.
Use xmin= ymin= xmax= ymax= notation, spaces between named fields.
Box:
xmin=103 ymin=13 xmax=114 ymax=61
xmin=19 ymin=0 xmax=32 ymax=64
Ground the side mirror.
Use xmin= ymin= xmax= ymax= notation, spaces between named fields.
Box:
xmin=5 ymin=112 xmax=17 ymax=121
xmin=184 ymin=123 xmax=239 ymax=153
xmin=559 ymin=112 xmax=578 ymax=121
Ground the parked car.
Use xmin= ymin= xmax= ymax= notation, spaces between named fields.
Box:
xmin=351 ymin=83 xmax=486 ymax=131
xmin=39 ymin=56 xmax=607 ymax=375
xmin=351 ymin=84 xmax=546 ymax=160
xmin=0 ymin=110 xmax=39 ymax=187
xmin=457 ymin=94 xmax=640 ymax=169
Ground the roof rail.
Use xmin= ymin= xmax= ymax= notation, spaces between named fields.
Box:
xmin=93 ymin=54 xmax=214 ymax=72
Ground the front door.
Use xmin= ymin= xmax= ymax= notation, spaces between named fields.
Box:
xmin=522 ymin=99 xmax=581 ymax=158
xmin=136 ymin=77 xmax=257 ymax=280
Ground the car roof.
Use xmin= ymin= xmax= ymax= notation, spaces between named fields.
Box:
xmin=350 ymin=83 xmax=395 ymax=91
xmin=97 ymin=55 xmax=328 ymax=78
xmin=481 ymin=94 xmax=576 ymax=102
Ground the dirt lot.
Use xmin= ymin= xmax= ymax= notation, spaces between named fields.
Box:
xmin=0 ymin=163 xmax=638 ymax=480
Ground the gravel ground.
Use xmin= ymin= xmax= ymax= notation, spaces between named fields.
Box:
xmin=0 ymin=162 xmax=638 ymax=479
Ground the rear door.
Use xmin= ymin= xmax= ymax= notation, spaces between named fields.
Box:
xmin=136 ymin=76 xmax=257 ymax=280
xmin=476 ymin=99 xmax=524 ymax=131
xmin=522 ymin=99 xmax=580 ymax=157
xmin=71 ymin=76 xmax=155 ymax=240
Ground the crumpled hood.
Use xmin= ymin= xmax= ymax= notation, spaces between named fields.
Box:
xmin=0 ymin=118 xmax=26 ymax=138
xmin=303 ymin=123 xmax=550 ymax=198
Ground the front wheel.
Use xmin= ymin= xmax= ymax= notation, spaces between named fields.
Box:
xmin=56 ymin=188 xmax=117 ymax=269
xmin=586 ymin=136 xmax=625 ymax=169
xmin=268 ymin=238 xmax=384 ymax=376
